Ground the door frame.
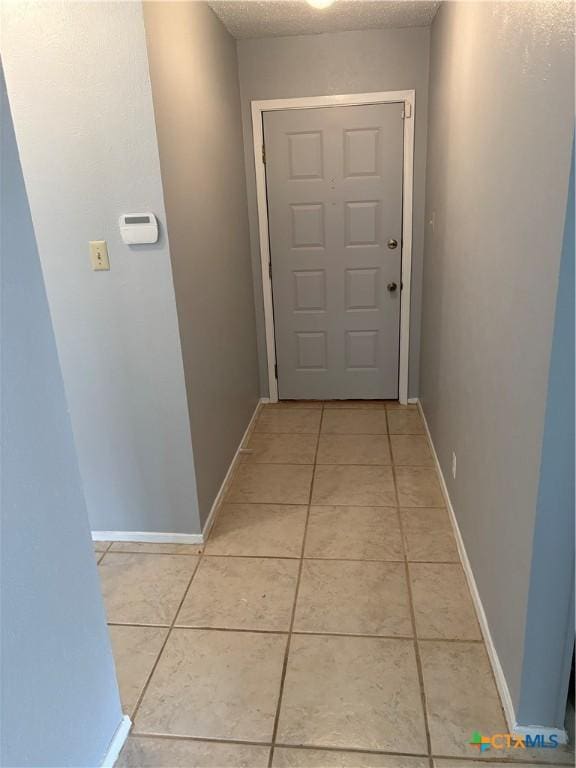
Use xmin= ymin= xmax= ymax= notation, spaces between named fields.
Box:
xmin=251 ymin=90 xmax=415 ymax=404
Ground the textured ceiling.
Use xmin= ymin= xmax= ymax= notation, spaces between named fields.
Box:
xmin=208 ymin=1 xmax=440 ymax=39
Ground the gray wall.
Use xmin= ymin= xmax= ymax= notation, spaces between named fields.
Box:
xmin=1 ymin=1 xmax=201 ymax=535
xmin=143 ymin=2 xmax=260 ymax=526
xmin=1 ymin=65 xmax=123 ymax=768
xmin=420 ymin=0 xmax=574 ymax=719
xmin=517 ymin=144 xmax=574 ymax=728
xmin=237 ymin=27 xmax=430 ymax=399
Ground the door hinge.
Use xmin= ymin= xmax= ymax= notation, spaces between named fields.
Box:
xmin=274 ymin=362 xmax=278 ymax=379
xmin=262 ymin=143 xmax=266 ymax=164
xmin=401 ymin=102 xmax=412 ymax=119
xmin=268 ymin=261 xmax=272 ymax=279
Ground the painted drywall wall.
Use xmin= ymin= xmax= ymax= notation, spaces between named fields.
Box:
xmin=1 ymin=1 xmax=201 ymax=535
xmin=237 ymin=27 xmax=430 ymax=398
xmin=517 ymin=144 xmax=575 ymax=728
xmin=143 ymin=2 xmax=259 ymax=526
xmin=0 ymin=65 xmax=123 ymax=768
xmin=420 ymin=1 xmax=574 ymax=717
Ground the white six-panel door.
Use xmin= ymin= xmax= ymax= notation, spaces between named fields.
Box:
xmin=263 ymin=103 xmax=404 ymax=400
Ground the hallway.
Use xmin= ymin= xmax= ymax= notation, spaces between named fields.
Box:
xmin=2 ymin=1 xmax=574 ymax=764
xmin=96 ymin=402 xmax=570 ymax=767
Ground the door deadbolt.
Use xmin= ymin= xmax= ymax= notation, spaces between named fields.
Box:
xmin=387 ymin=282 xmax=398 ymax=292
xmin=387 ymin=238 xmax=398 ymax=249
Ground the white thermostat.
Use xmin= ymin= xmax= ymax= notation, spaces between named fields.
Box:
xmin=119 ymin=212 xmax=159 ymax=245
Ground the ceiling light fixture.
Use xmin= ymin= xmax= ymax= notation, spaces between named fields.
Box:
xmin=306 ymin=0 xmax=336 ymax=9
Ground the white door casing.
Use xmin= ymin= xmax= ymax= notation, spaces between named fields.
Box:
xmin=251 ymin=91 xmax=415 ymax=404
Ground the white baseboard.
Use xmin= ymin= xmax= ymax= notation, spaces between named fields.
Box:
xmin=92 ymin=531 xmax=203 ymax=544
xmin=417 ymin=398 xmax=569 ymax=743
xmin=92 ymin=400 xmax=264 ymax=547
xmin=101 ymin=714 xmax=131 ymax=767
xmin=416 ymin=398 xmax=517 ymax=731
xmin=200 ymin=397 xmax=264 ymax=541
xmin=407 ymin=397 xmax=419 ymax=404
xmin=417 ymin=398 xmax=568 ymax=744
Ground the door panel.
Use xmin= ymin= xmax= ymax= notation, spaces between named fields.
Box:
xmin=264 ymin=103 xmax=404 ymax=400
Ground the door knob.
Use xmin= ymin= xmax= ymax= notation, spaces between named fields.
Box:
xmin=387 ymin=238 xmax=398 ymax=249
xmin=387 ymin=282 xmax=398 ymax=292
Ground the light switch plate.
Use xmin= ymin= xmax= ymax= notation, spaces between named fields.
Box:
xmin=89 ymin=240 xmax=109 ymax=271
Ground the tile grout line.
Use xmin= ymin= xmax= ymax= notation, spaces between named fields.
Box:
xmin=201 ymin=553 xmax=462 ymax=565
xmin=106 ymin=621 xmax=486 ymax=643
xmin=94 ymin=540 xmax=112 ymax=563
xmin=223 ymin=501 xmax=446 ymax=508
xmin=128 ymin=731 xmax=272 ymax=748
xmin=120 ymin=730 xmax=573 ymax=767
xmin=386 ymin=408 xmax=434 ymax=761
xmin=102 ymin=551 xmax=201 ymax=558
xmin=127 ymin=548 xmax=206 ymax=727
xmin=266 ymin=404 xmax=324 ymax=768
xmin=224 ymin=500 xmax=400 ymax=508
xmin=253 ymin=431 xmax=424 ymax=436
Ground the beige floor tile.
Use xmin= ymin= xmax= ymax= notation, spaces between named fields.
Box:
xmin=386 ymin=402 xmax=418 ymax=410
xmin=294 ymin=560 xmax=412 ymax=636
xmin=390 ymin=435 xmax=433 ymax=466
xmin=206 ymin=503 xmax=307 ymax=557
xmin=420 ymin=641 xmax=507 ymax=757
xmin=117 ymin=737 xmax=270 ymax=767
xmin=243 ymin=433 xmax=317 ymax=464
xmin=98 ymin=553 xmax=198 ymax=625
xmin=134 ymin=628 xmax=286 ymax=741
xmin=312 ymin=465 xmax=396 ymax=507
xmin=321 ymin=409 xmax=388 ymax=435
xmin=387 ymin=409 xmax=425 ymax=434
xmin=401 ymin=508 xmax=459 ymax=562
xmin=410 ymin=563 xmax=481 ymax=640
xmin=276 ymin=635 xmax=427 ymax=752
xmin=176 ymin=556 xmax=298 ymax=631
xmin=226 ymin=464 xmax=313 ymax=505
xmin=395 ymin=467 xmax=444 ymax=507
xmin=108 ymin=626 xmax=167 ymax=716
xmin=304 ymin=506 xmax=403 ymax=560
xmin=323 ymin=400 xmax=387 ymax=409
xmin=274 ymin=748 xmax=428 ymax=767
xmin=316 ymin=434 xmax=391 ymax=465
xmin=94 ymin=541 xmax=111 ymax=553
xmin=255 ymin=408 xmax=321 ymax=434
xmin=109 ymin=542 xmax=202 ymax=555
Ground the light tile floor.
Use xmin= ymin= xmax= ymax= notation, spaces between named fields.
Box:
xmin=95 ymin=402 xmax=573 ymax=768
